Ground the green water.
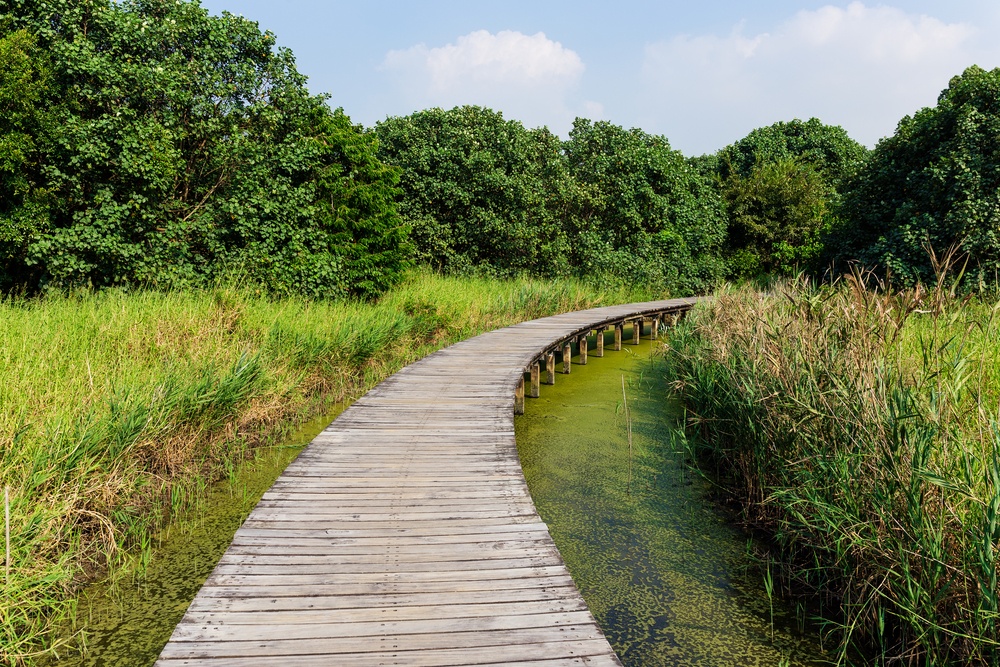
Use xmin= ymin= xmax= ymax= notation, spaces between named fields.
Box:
xmin=46 ymin=407 xmax=344 ymax=667
xmin=515 ymin=335 xmax=831 ymax=666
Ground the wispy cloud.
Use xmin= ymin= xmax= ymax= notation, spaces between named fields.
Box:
xmin=641 ymin=2 xmax=985 ymax=154
xmin=381 ymin=30 xmax=591 ymax=132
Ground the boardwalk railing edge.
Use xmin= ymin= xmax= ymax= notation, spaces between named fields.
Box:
xmin=500 ymin=297 xmax=701 ymax=412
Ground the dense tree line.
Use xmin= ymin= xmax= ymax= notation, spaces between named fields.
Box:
xmin=1 ymin=0 xmax=998 ymax=296
xmin=836 ymin=65 xmax=1000 ymax=286
xmin=0 ymin=0 xmax=408 ymax=298
xmin=375 ymin=67 xmax=1000 ymax=291
xmin=374 ymin=109 xmax=725 ymax=293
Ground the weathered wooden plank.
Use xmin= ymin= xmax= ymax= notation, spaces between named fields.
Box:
xmin=208 ymin=564 xmax=568 ymax=581
xmin=157 ymin=640 xmax=621 ymax=666
xmin=159 ymin=624 xmax=607 ymax=658
xmin=178 ymin=598 xmax=590 ymax=625
xmin=213 ymin=554 xmax=559 ymax=572
xmin=185 ymin=585 xmax=586 ymax=613
xmin=198 ymin=574 xmax=578 ymax=596
xmin=170 ymin=610 xmax=597 ymax=642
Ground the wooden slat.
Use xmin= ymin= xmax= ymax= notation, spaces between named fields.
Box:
xmin=156 ymin=298 xmax=696 ymax=666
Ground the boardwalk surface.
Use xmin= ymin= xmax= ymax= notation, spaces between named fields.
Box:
xmin=157 ymin=298 xmax=697 ymax=666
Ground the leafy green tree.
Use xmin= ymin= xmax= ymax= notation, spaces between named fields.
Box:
xmin=564 ymin=119 xmax=725 ymax=293
xmin=375 ymin=106 xmax=573 ymax=277
xmin=723 ymin=158 xmax=830 ymax=276
xmin=0 ymin=0 xmax=408 ymax=297
xmin=713 ymin=118 xmax=867 ymax=278
xmin=717 ymin=118 xmax=868 ymax=188
xmin=0 ymin=26 xmax=52 ymax=282
xmin=838 ymin=65 xmax=1000 ymax=286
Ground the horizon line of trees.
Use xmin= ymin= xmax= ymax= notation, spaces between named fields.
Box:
xmin=3 ymin=0 xmax=1000 ymax=298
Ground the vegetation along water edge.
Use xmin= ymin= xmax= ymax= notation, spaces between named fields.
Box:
xmin=662 ymin=274 xmax=1000 ymax=665
xmin=4 ymin=0 xmax=1000 ymax=664
xmin=0 ymin=270 xmax=664 ymax=665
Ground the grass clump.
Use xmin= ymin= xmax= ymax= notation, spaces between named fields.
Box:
xmin=0 ymin=269 xmax=662 ymax=665
xmin=664 ymin=275 xmax=1000 ymax=665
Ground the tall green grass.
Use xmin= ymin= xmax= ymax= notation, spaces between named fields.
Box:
xmin=0 ymin=269 xmax=663 ymax=665
xmin=664 ymin=275 xmax=1000 ymax=665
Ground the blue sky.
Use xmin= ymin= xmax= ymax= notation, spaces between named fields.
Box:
xmin=197 ymin=1 xmax=1000 ymax=155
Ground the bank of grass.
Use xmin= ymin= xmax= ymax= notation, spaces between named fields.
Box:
xmin=664 ymin=275 xmax=1000 ymax=665
xmin=0 ymin=270 xmax=663 ymax=665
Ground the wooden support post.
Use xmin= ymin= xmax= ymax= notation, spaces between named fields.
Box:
xmin=651 ymin=316 xmax=659 ymax=340
xmin=614 ymin=323 xmax=623 ymax=351
xmin=529 ymin=362 xmax=540 ymax=398
xmin=579 ymin=334 xmax=588 ymax=365
xmin=546 ymin=352 xmax=556 ymax=385
xmin=514 ymin=376 xmax=525 ymax=415
xmin=595 ymin=327 xmax=605 ymax=357
xmin=563 ymin=341 xmax=572 ymax=374
xmin=633 ymin=318 xmax=642 ymax=344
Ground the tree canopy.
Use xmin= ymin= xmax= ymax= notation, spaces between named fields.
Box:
xmin=838 ymin=65 xmax=1000 ymax=286
xmin=564 ymin=119 xmax=725 ymax=293
xmin=3 ymin=0 xmax=996 ymax=297
xmin=376 ymin=110 xmax=724 ymax=294
xmin=716 ymin=118 xmax=868 ymax=187
xmin=374 ymin=106 xmax=572 ymax=277
xmin=709 ymin=118 xmax=868 ymax=278
xmin=0 ymin=0 xmax=408 ymax=297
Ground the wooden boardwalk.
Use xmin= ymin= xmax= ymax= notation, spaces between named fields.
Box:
xmin=157 ymin=298 xmax=697 ymax=666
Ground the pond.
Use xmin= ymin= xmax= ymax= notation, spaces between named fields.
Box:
xmin=515 ymin=333 xmax=831 ymax=666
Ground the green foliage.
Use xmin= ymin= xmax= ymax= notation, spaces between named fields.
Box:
xmin=717 ymin=117 xmax=868 ymax=188
xmin=713 ymin=118 xmax=867 ymax=279
xmin=838 ymin=65 xmax=1000 ymax=287
xmin=722 ymin=158 xmax=831 ymax=276
xmin=375 ymin=106 xmax=573 ymax=277
xmin=0 ymin=270 xmax=663 ymax=664
xmin=376 ymin=110 xmax=723 ymax=295
xmin=0 ymin=27 xmax=52 ymax=273
xmin=665 ymin=281 xmax=1000 ymax=665
xmin=0 ymin=0 xmax=408 ymax=297
xmin=564 ymin=119 xmax=726 ymax=293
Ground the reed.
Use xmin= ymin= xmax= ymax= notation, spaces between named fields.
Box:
xmin=663 ymin=272 xmax=1000 ymax=665
xmin=0 ymin=269 xmax=663 ymax=665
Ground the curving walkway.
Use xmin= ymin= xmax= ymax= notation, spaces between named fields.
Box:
xmin=156 ymin=298 xmax=697 ymax=666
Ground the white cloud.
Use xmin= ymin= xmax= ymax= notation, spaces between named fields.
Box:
xmin=381 ymin=30 xmax=590 ymax=133
xmin=641 ymin=2 xmax=988 ymax=154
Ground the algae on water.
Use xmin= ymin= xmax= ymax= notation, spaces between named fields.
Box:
xmin=515 ymin=337 xmax=831 ymax=666
xmin=46 ymin=408 xmax=344 ymax=667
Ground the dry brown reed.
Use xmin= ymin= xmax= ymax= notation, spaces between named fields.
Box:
xmin=665 ymin=266 xmax=1000 ymax=665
